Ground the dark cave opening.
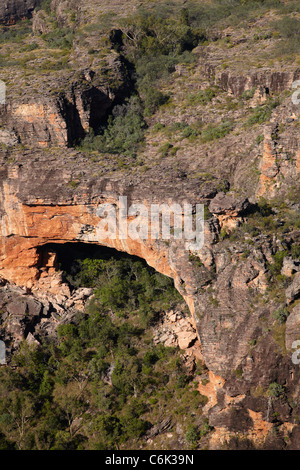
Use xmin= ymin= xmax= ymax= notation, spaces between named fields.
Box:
xmin=36 ymin=241 xmax=185 ymax=328
xmin=37 ymin=241 xmax=148 ymax=268
xmin=36 ymin=241 xmax=174 ymax=291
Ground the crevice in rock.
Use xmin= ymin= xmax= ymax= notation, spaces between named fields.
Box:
xmin=59 ymin=95 xmax=85 ymax=147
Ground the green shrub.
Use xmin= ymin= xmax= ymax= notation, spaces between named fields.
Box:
xmin=153 ymin=123 xmax=165 ymax=132
xmin=235 ymin=368 xmax=243 ymax=378
xmin=201 ymin=120 xmax=235 ymax=143
xmin=273 ymin=16 xmax=300 ymax=40
xmin=42 ymin=27 xmax=74 ymax=50
xmin=185 ymin=424 xmax=199 ymax=445
xmin=269 ymin=250 xmax=288 ymax=277
xmin=246 ymin=98 xmax=280 ymax=126
xmin=291 ymin=245 xmax=300 ymax=260
xmin=37 ymin=0 xmax=52 ymax=14
xmin=189 ymin=254 xmax=203 ymax=267
xmin=268 ymin=382 xmax=285 ymax=399
xmin=255 ymin=134 xmax=264 ymax=145
xmin=219 ymin=227 xmax=228 ymax=240
xmin=20 ymin=43 xmax=39 ymax=52
xmin=199 ymin=418 xmax=212 ymax=437
xmin=204 ymin=206 xmax=213 ymax=220
xmin=242 ymin=87 xmax=256 ymax=100
xmin=158 ymin=142 xmax=173 ymax=157
xmin=272 ymin=307 xmax=289 ymax=324
xmin=143 ymin=87 xmax=169 ymax=116
xmin=0 ymin=21 xmax=32 ymax=44
xmin=187 ymin=87 xmax=218 ymax=105
xmin=181 ymin=125 xmax=199 ymax=140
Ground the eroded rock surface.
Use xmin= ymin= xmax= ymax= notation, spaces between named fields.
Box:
xmin=0 ymin=0 xmax=41 ymax=24
xmin=0 ymin=142 xmax=299 ymax=449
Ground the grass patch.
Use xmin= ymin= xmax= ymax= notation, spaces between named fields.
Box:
xmin=200 ymin=120 xmax=235 ymax=143
xmin=245 ymin=98 xmax=280 ymax=126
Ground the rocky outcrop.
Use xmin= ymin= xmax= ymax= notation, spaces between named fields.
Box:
xmin=0 ymin=279 xmax=94 ymax=357
xmin=285 ymin=272 xmax=300 ymax=305
xmin=0 ymin=0 xmax=42 ymax=24
xmin=0 ymin=151 xmax=255 ymax=376
xmin=153 ymin=308 xmax=200 ymax=353
xmin=204 ymin=65 xmax=300 ymax=98
xmin=50 ymin=0 xmax=80 ymax=27
xmin=285 ymin=304 xmax=300 ymax=350
xmin=0 ymin=9 xmax=299 ymax=446
xmin=281 ymin=257 xmax=300 ymax=277
xmin=32 ymin=9 xmax=51 ymax=34
xmin=209 ymin=192 xmax=249 ymax=231
xmin=0 ymin=283 xmax=45 ymax=352
xmin=0 ymin=128 xmax=19 ymax=147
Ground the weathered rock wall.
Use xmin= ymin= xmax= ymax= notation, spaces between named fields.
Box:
xmin=0 ymin=0 xmax=42 ymax=24
xmin=204 ymin=65 xmax=300 ymax=98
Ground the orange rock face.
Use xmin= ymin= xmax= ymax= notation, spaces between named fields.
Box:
xmin=0 ymin=196 xmax=175 ymax=287
xmin=0 ymin=158 xmax=206 ymax=361
xmin=257 ymin=138 xmax=279 ymax=197
xmin=257 ymin=124 xmax=300 ymax=197
xmin=0 ymin=169 xmax=203 ymax=363
xmin=198 ymin=370 xmax=226 ymax=410
xmin=6 ymin=101 xmax=68 ymax=148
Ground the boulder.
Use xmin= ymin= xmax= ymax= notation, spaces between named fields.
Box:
xmin=209 ymin=192 xmax=250 ymax=231
xmin=26 ymin=332 xmax=40 ymax=347
xmin=0 ymin=129 xmax=19 ymax=147
xmin=281 ymin=257 xmax=300 ymax=277
xmin=6 ymin=297 xmax=43 ymax=317
xmin=286 ymin=272 xmax=300 ymax=304
xmin=209 ymin=192 xmax=250 ymax=217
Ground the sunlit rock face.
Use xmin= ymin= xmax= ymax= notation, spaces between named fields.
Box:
xmin=1 ymin=159 xmax=300 ymax=449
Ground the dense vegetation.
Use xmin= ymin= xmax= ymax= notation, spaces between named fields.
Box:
xmin=0 ymin=255 xmax=208 ymax=450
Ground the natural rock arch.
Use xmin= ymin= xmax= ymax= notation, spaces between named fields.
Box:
xmin=0 ymin=195 xmax=198 ymax=311
xmin=0 ymin=158 xmax=263 ymax=378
